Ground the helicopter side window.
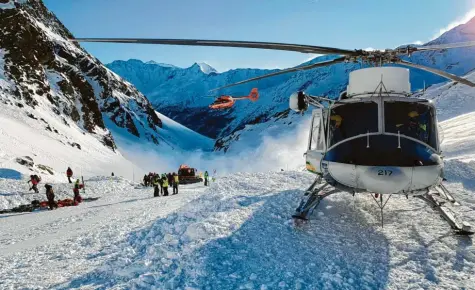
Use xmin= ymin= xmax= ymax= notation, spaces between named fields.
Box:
xmin=310 ymin=113 xmax=326 ymax=151
xmin=329 ymin=102 xmax=378 ymax=147
xmin=384 ymin=102 xmax=436 ymax=148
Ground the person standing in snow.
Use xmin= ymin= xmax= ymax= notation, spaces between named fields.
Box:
xmin=148 ymin=172 xmax=154 ymax=187
xmin=44 ymin=184 xmax=57 ymax=210
xmin=158 ymin=174 xmax=164 ymax=194
xmin=172 ymin=172 xmax=179 ymax=195
xmin=167 ymin=173 xmax=173 ymax=187
xmin=66 ymin=167 xmax=73 ymax=183
xmin=162 ymin=175 xmax=169 ymax=196
xmin=143 ymin=174 xmax=149 ymax=187
xmin=28 ymin=174 xmax=40 ymax=193
xmin=73 ymin=179 xmax=83 ymax=204
xmin=204 ymin=171 xmax=209 ymax=186
xmin=152 ymin=175 xmax=160 ymax=197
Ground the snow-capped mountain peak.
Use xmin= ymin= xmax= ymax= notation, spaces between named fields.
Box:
xmin=195 ymin=62 xmax=217 ymax=74
xmin=427 ymin=16 xmax=475 ymax=45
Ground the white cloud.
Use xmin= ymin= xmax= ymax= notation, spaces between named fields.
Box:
xmin=413 ymin=40 xmax=423 ymax=45
xmin=432 ymin=7 xmax=475 ymax=39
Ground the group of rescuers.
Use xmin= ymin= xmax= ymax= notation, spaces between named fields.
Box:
xmin=28 ymin=167 xmax=210 ymax=210
xmin=143 ymin=170 xmax=210 ymax=197
xmin=27 ymin=167 xmax=84 ymax=210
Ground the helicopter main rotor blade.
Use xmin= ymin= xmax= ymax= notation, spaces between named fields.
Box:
xmin=396 ymin=59 xmax=475 ymax=87
xmin=209 ymin=56 xmax=347 ymax=91
xmin=72 ymin=38 xmax=357 ymax=55
xmin=414 ymin=41 xmax=475 ymax=52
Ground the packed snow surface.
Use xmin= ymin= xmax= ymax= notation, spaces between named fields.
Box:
xmin=1 ymin=160 xmax=474 ymax=289
xmin=1 ymin=71 xmax=475 ymax=288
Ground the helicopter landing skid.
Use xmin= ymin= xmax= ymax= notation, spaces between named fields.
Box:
xmin=292 ymin=177 xmax=339 ymax=221
xmin=434 ymin=184 xmax=459 ymax=205
xmin=416 ymin=192 xmax=474 ymax=236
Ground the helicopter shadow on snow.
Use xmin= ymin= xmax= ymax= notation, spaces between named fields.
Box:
xmin=189 ymin=191 xmax=391 ymax=289
xmin=56 ymin=188 xmax=391 ymax=289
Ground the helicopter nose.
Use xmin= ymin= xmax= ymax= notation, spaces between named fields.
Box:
xmin=327 ymin=162 xmax=412 ymax=194
xmin=358 ymin=166 xmax=411 ymax=194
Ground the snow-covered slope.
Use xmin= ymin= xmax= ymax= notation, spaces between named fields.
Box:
xmin=155 ymin=111 xmax=214 ymax=151
xmin=107 ymin=17 xmax=475 ymax=140
xmin=0 ymin=0 xmax=163 ymax=153
xmin=0 ymin=0 xmax=217 ymax=181
xmin=0 ymin=97 xmax=143 ymax=184
xmin=1 ymin=49 xmax=475 ymax=289
xmin=1 ymin=169 xmax=474 ymax=289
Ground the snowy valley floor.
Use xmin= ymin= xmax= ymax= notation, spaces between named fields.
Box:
xmin=0 ymin=171 xmax=474 ymax=290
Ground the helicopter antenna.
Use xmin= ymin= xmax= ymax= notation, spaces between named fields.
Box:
xmin=369 ymin=74 xmax=391 ymax=98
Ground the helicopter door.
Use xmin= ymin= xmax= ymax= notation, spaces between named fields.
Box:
xmin=306 ymin=109 xmax=327 ymax=174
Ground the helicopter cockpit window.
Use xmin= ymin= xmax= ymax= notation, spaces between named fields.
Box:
xmin=329 ymin=102 xmax=378 ymax=146
xmin=384 ymin=101 xmax=436 ymax=148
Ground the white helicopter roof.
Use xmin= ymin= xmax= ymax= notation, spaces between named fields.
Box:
xmin=347 ymin=67 xmax=411 ymax=98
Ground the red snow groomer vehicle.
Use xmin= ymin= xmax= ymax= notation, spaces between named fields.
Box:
xmin=178 ymin=164 xmax=203 ymax=184
xmin=209 ymin=88 xmax=259 ymax=110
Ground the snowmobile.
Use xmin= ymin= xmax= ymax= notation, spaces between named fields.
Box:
xmin=72 ymin=37 xmax=475 ymax=235
xmin=178 ymin=164 xmax=203 ymax=184
xmin=209 ymin=88 xmax=259 ymax=110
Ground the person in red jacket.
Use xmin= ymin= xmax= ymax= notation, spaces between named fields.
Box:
xmin=66 ymin=167 xmax=73 ymax=183
xmin=28 ymin=174 xmax=40 ymax=193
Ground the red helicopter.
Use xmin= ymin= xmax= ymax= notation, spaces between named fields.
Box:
xmin=209 ymin=88 xmax=259 ymax=110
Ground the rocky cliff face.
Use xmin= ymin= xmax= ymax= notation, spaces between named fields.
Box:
xmin=0 ymin=0 xmax=163 ymax=151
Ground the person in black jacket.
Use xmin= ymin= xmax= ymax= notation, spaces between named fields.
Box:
xmin=143 ymin=174 xmax=149 ymax=187
xmin=66 ymin=167 xmax=73 ymax=183
xmin=45 ymin=184 xmax=57 ymax=210
xmin=167 ymin=173 xmax=173 ymax=186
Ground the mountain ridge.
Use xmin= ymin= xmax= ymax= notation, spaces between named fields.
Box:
xmin=106 ymin=17 xmax=475 ymax=141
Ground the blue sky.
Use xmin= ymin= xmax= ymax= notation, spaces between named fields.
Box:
xmin=44 ymin=0 xmax=475 ymax=72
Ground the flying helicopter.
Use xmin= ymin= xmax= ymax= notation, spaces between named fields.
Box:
xmin=209 ymin=88 xmax=259 ymax=110
xmin=72 ymin=37 xmax=475 ymax=235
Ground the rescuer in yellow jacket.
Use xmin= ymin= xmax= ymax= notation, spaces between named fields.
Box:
xmin=172 ymin=172 xmax=179 ymax=195
xmin=152 ymin=174 xmax=160 ymax=197
xmin=162 ymin=175 xmax=169 ymax=196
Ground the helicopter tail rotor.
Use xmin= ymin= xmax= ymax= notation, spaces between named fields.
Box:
xmin=248 ymin=88 xmax=259 ymax=102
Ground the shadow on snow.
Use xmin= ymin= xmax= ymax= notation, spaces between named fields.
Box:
xmin=0 ymin=168 xmax=22 ymax=180
xmin=57 ymin=189 xmax=391 ymax=290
